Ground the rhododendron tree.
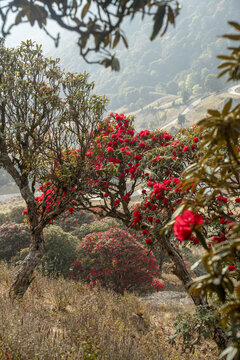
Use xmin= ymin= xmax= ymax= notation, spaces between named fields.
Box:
xmin=31 ymin=96 xmax=207 ymax=305
xmin=170 ymin=101 xmax=240 ymax=356
xmin=169 ymin=23 xmax=240 ymax=357
xmin=0 ymin=40 xmax=107 ymax=298
xmin=71 ymin=228 xmax=164 ymax=294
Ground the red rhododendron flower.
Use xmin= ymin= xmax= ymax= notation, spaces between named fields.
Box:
xmin=133 ymin=210 xmax=141 ymax=218
xmin=228 ymin=265 xmax=235 ymax=271
xmin=235 ymin=198 xmax=240 ymax=203
xmin=183 ymin=146 xmax=189 ymax=152
xmin=145 ymin=238 xmax=152 ymax=245
xmin=68 ymin=207 xmax=74 ymax=213
xmin=193 ymin=137 xmax=199 ymax=143
xmin=173 ymin=210 xmax=204 ymax=241
xmin=217 ymin=196 xmax=228 ymax=203
xmin=139 ymin=141 xmax=146 ymax=148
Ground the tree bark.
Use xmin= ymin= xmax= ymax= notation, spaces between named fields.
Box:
xmin=160 ymin=234 xmax=205 ymax=305
xmin=160 ymin=234 xmax=229 ymax=350
xmin=151 ymin=240 xmax=166 ymax=276
xmin=9 ymin=231 xmax=44 ymax=299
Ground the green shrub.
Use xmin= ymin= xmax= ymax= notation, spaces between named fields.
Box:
xmin=0 ymin=222 xmax=30 ymax=261
xmin=54 ymin=209 xmax=97 ymax=233
xmin=0 ymin=212 xmax=7 ymax=225
xmin=72 ymin=217 xmax=123 ymax=240
xmin=0 ymin=205 xmax=26 ymax=226
xmin=39 ymin=225 xmax=79 ymax=277
xmin=169 ymin=306 xmax=218 ymax=354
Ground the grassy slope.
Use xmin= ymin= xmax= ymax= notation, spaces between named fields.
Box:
xmin=0 ymin=264 xmax=218 ymax=360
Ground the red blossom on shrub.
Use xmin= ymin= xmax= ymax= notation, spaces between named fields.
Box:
xmin=217 ymin=196 xmax=228 ymax=203
xmin=173 ymin=210 xmax=204 ymax=242
xmin=71 ymin=228 xmax=163 ymax=294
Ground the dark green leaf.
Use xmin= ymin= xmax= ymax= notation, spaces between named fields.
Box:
xmin=112 ymin=32 xmax=120 ymax=49
xmin=195 ymin=230 xmax=209 ymax=251
xmin=222 ymin=98 xmax=232 ymax=116
xmin=121 ymin=34 xmax=128 ymax=49
xmin=81 ymin=2 xmax=90 ymax=20
xmin=150 ymin=5 xmax=166 ymax=41
xmin=228 ymin=21 xmax=240 ymax=32
xmin=207 ymin=109 xmax=221 ymax=117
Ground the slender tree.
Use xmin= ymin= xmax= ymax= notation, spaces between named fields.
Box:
xmin=0 ymin=39 xmax=107 ymax=298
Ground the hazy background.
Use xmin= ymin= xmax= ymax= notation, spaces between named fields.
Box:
xmin=5 ymin=0 xmax=239 ymax=111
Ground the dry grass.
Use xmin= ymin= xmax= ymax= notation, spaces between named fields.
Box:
xmin=0 ymin=263 xmax=219 ymax=360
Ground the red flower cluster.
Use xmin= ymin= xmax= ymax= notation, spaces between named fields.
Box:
xmin=173 ymin=210 xmax=204 ymax=242
xmin=71 ymin=228 xmax=164 ymax=294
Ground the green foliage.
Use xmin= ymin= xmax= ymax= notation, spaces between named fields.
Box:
xmin=218 ymin=21 xmax=240 ymax=81
xmin=204 ymin=74 xmax=222 ymax=92
xmin=178 ymin=114 xmax=186 ymax=126
xmin=169 ymin=306 xmax=218 ymax=354
xmin=40 ymin=226 xmax=78 ymax=277
xmin=169 ymin=21 xmax=240 ymax=359
xmin=72 ymin=217 xmax=123 ymax=240
xmin=0 ymin=206 xmax=25 ymax=226
xmin=54 ymin=209 xmax=97 ymax=233
xmin=0 ymin=223 xmax=30 ymax=261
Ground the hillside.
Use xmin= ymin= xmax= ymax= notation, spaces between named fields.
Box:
xmin=46 ymin=0 xmax=239 ymax=114
xmin=120 ymin=85 xmax=240 ymax=131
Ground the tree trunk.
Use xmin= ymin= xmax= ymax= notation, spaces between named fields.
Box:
xmin=160 ymin=234 xmax=229 ymax=350
xmin=9 ymin=231 xmax=44 ymax=299
xmin=151 ymin=240 xmax=166 ymax=276
xmin=160 ymin=234 xmax=205 ymax=305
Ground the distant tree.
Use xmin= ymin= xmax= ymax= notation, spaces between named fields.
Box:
xmin=170 ymin=126 xmax=177 ymax=134
xmin=185 ymin=73 xmax=198 ymax=93
xmin=0 ymin=40 xmax=107 ymax=298
xmin=204 ymin=74 xmax=222 ymax=92
xmin=181 ymin=90 xmax=190 ymax=104
xmin=192 ymin=84 xmax=203 ymax=96
xmin=0 ymin=0 xmax=181 ymax=70
xmin=178 ymin=114 xmax=186 ymax=126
